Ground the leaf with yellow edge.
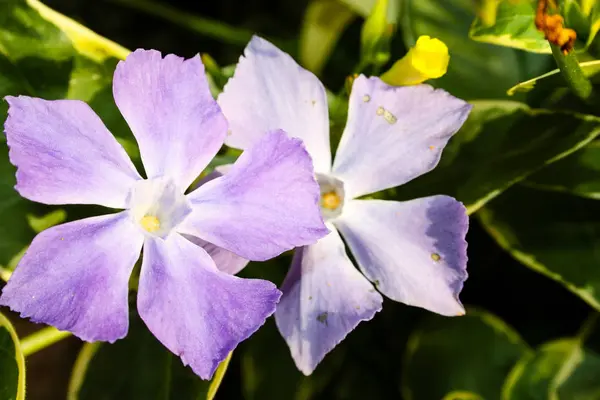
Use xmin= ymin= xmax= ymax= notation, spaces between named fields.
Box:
xmin=0 ymin=312 xmax=26 ymax=400
xmin=470 ymin=0 xmax=551 ymax=54
xmin=25 ymin=0 xmax=129 ymax=61
xmin=507 ymin=60 xmax=600 ymax=95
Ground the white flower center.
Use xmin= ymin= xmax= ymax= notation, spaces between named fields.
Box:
xmin=127 ymin=177 xmax=192 ymax=238
xmin=316 ymin=173 xmax=345 ymax=221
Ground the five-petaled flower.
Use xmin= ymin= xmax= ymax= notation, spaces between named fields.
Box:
xmin=217 ymin=36 xmax=472 ymax=375
xmin=0 ymin=49 xmax=328 ymax=379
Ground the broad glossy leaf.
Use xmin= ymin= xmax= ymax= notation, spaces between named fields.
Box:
xmin=67 ymin=313 xmax=231 ymax=400
xmin=394 ymin=101 xmax=600 ymax=214
xmin=402 ymin=0 xmax=550 ymax=99
xmin=502 ymin=339 xmax=578 ymax=400
xmin=479 ymin=185 xmax=600 ymax=310
xmin=470 ymin=0 xmax=600 ymax=55
xmin=299 ymin=0 xmax=356 ymax=74
xmin=502 ymin=318 xmax=600 ymax=400
xmin=401 ymin=309 xmax=531 ymax=400
xmin=470 ymin=0 xmax=550 ymax=54
xmin=0 ymin=312 xmax=25 ymax=400
xmin=524 ymin=141 xmax=600 ymax=199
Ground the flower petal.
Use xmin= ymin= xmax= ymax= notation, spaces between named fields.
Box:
xmin=218 ymin=36 xmax=332 ymax=173
xmin=0 ymin=212 xmax=144 ymax=341
xmin=185 ymin=236 xmax=249 ymax=275
xmin=137 ymin=234 xmax=281 ymax=379
xmin=335 ymin=197 xmax=468 ymax=316
xmin=180 ymin=130 xmax=328 ymax=261
xmin=113 ymin=49 xmax=227 ymax=189
xmin=4 ymin=96 xmax=141 ymax=208
xmin=332 ymin=76 xmax=471 ymax=198
xmin=275 ymin=227 xmax=383 ymax=375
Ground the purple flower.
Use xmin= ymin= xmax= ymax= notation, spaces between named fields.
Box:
xmin=0 ymin=49 xmax=328 ymax=379
xmin=218 ymin=37 xmax=472 ymax=375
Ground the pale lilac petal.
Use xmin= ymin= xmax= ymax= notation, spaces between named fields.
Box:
xmin=0 ymin=212 xmax=144 ymax=341
xmin=179 ymin=130 xmax=328 ymax=261
xmin=218 ymin=36 xmax=331 ymax=173
xmin=137 ymin=234 xmax=281 ymax=379
xmin=185 ymin=235 xmax=249 ymax=275
xmin=275 ymin=227 xmax=383 ymax=375
xmin=335 ymin=197 xmax=468 ymax=316
xmin=332 ymin=77 xmax=472 ymax=198
xmin=4 ymin=96 xmax=141 ymax=208
xmin=113 ymin=49 xmax=227 ymax=189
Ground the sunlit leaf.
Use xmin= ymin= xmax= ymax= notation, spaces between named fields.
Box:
xmin=470 ymin=0 xmax=550 ymax=54
xmin=402 ymin=309 xmax=531 ymax=400
xmin=0 ymin=312 xmax=25 ymax=400
xmin=394 ymin=101 xmax=600 ymax=214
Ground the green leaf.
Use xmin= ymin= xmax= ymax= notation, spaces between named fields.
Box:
xmin=0 ymin=312 xmax=25 ymax=400
xmin=470 ymin=0 xmax=550 ymax=54
xmin=524 ymin=141 xmax=600 ymax=199
xmin=402 ymin=0 xmax=550 ymax=99
xmin=339 ymin=0 xmax=400 ymax=19
xmin=26 ymin=209 xmax=67 ymax=233
xmin=470 ymin=0 xmax=599 ymax=55
xmin=479 ymin=185 xmax=600 ymax=311
xmin=67 ymin=313 xmax=231 ymax=400
xmin=502 ymin=318 xmax=600 ymax=400
xmin=502 ymin=339 xmax=588 ymax=400
xmin=507 ymin=60 xmax=600 ymax=95
xmin=299 ymin=0 xmax=356 ymax=74
xmin=401 ymin=309 xmax=531 ymax=400
xmin=442 ymin=391 xmax=485 ymax=400
xmin=394 ymin=101 xmax=600 ymax=214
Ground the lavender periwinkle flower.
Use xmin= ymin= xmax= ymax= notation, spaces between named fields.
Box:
xmin=217 ymin=36 xmax=472 ymax=375
xmin=0 ymin=49 xmax=329 ymax=379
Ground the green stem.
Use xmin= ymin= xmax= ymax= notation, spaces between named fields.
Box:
xmin=108 ymin=0 xmax=254 ymax=47
xmin=550 ymin=44 xmax=594 ymax=101
xmin=21 ymin=326 xmax=71 ymax=356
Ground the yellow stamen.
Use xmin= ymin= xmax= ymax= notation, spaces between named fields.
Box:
xmin=140 ymin=215 xmax=160 ymax=233
xmin=321 ymin=192 xmax=341 ymax=210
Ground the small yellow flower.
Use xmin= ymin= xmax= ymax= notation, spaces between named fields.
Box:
xmin=380 ymin=35 xmax=450 ymax=86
